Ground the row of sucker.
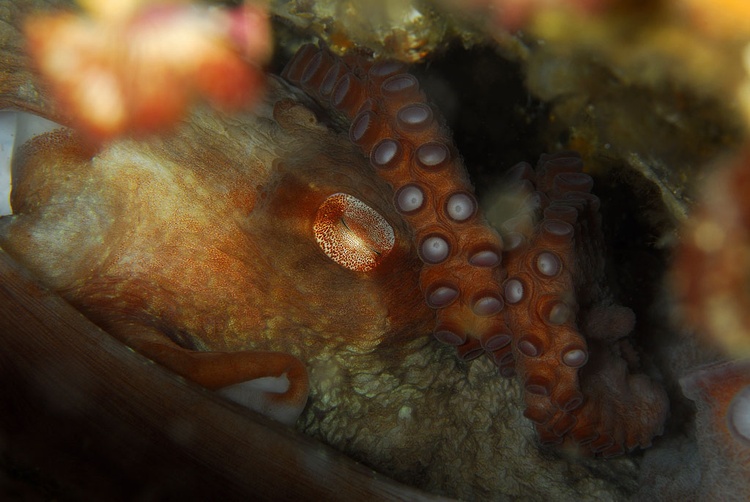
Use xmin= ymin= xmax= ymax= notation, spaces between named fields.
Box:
xmin=281 ymin=45 xmax=667 ymax=457
xmin=500 ymin=152 xmax=668 ymax=456
xmin=282 ymin=43 xmax=510 ymax=362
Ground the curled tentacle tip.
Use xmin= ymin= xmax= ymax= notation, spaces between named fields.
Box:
xmin=217 ymin=373 xmax=307 ymax=426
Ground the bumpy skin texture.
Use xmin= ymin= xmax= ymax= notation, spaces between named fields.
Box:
xmin=283 ymin=44 xmax=668 ymax=455
xmin=0 ymin=76 xmax=433 ymax=423
xmin=0 ymin=25 xmax=667 ymax=498
xmin=500 ymin=154 xmax=668 ymax=455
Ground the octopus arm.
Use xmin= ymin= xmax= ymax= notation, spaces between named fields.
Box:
xmin=501 ymin=152 xmax=668 ymax=455
xmin=0 ymin=247 xmax=435 ymax=499
xmin=282 ymin=44 xmax=668 ymax=456
xmin=103 ymin=320 xmax=309 ymax=426
xmin=0 ymin=110 xmax=311 ymax=426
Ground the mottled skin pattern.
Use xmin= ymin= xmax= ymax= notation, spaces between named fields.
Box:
xmin=0 ymin=15 xmax=665 ymax=499
xmin=0 ymin=76 xmax=433 ymax=420
xmin=500 ymin=156 xmax=668 ymax=454
xmin=284 ymin=44 xmax=668 ymax=456
xmin=0 ymin=74 xmax=644 ymax=501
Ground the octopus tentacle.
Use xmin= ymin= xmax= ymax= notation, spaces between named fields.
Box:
xmin=501 ymin=152 xmax=668 ymax=455
xmin=102 ymin=320 xmax=309 ymax=426
xmin=282 ymin=44 xmax=667 ymax=456
xmin=283 ymin=43 xmax=508 ymax=356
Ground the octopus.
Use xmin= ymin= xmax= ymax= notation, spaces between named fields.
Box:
xmin=0 ymin=1 xmax=677 ymax=499
xmin=286 ymin=43 xmax=668 ymax=456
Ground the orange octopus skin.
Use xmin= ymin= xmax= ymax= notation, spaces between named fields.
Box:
xmin=0 ymin=75 xmax=433 ymax=425
xmin=499 ymin=153 xmax=668 ymax=455
xmin=4 ymin=28 xmax=667 ymax=456
xmin=283 ymin=44 xmax=668 ymax=456
xmin=282 ymin=44 xmax=509 ymax=359
xmin=680 ymin=360 xmax=750 ymax=499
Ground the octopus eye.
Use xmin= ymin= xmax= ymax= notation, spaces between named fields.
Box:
xmin=314 ymin=193 xmax=395 ymax=272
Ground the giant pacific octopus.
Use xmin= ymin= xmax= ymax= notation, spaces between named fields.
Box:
xmin=281 ymin=43 xmax=668 ymax=455
xmin=0 ymin=11 xmax=667 ymax=471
